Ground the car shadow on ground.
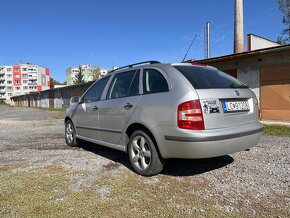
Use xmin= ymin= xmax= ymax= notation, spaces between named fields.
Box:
xmin=76 ymin=141 xmax=234 ymax=177
xmin=162 ymin=156 xmax=234 ymax=177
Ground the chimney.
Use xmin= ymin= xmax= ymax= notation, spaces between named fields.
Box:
xmin=234 ymin=0 xmax=244 ymax=53
xmin=205 ymin=22 xmax=210 ymax=59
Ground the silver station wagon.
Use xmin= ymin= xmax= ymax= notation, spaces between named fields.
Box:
xmin=65 ymin=61 xmax=263 ymax=176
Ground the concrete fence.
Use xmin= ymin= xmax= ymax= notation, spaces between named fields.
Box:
xmin=10 ymin=82 xmax=94 ymax=109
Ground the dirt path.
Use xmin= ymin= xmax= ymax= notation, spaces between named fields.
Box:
xmin=0 ymin=105 xmax=289 ymax=217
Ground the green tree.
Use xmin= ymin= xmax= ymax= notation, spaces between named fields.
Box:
xmin=50 ymin=77 xmax=55 ymax=89
xmin=49 ymin=77 xmax=62 ymax=89
xmin=278 ymin=0 xmax=290 ymax=44
xmin=92 ymin=67 xmax=101 ymax=81
xmin=73 ymin=69 xmax=85 ymax=85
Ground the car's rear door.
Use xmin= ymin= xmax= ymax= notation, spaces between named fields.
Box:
xmin=98 ymin=70 xmax=141 ymax=144
xmin=174 ymin=65 xmax=259 ymax=130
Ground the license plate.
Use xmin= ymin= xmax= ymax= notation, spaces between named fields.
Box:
xmin=223 ymin=100 xmax=250 ymax=113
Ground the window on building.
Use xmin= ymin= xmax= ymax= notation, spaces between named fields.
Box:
xmin=7 ymin=87 xmax=13 ymax=91
xmin=15 ymin=81 xmax=20 ymax=85
xmin=23 ymin=80 xmax=28 ymax=84
xmin=23 ymin=86 xmax=28 ymax=90
xmin=7 ymin=81 xmax=12 ymax=84
xmin=8 ymin=93 xmax=13 ymax=97
xmin=6 ymin=68 xmax=11 ymax=72
xmin=15 ymin=75 xmax=20 ymax=79
xmin=14 ymin=68 xmax=20 ymax=72
xmin=7 ymin=74 xmax=12 ymax=78
xmin=16 ymin=87 xmax=20 ymax=90
xmin=22 ymin=68 xmax=27 ymax=71
xmin=22 ymin=74 xmax=28 ymax=78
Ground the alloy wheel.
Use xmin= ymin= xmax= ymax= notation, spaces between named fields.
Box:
xmin=130 ymin=135 xmax=152 ymax=171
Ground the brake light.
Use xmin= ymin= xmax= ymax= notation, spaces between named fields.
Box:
xmin=178 ymin=100 xmax=205 ymax=130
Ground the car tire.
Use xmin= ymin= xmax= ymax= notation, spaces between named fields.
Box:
xmin=65 ymin=120 xmax=78 ymax=147
xmin=128 ymin=130 xmax=164 ymax=176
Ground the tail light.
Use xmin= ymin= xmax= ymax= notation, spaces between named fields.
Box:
xmin=178 ymin=100 xmax=205 ymax=130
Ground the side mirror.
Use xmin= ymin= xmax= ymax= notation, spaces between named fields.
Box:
xmin=70 ymin=96 xmax=80 ymax=105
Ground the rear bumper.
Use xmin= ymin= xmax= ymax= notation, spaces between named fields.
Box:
xmin=154 ymin=122 xmax=263 ymax=159
xmin=164 ymin=127 xmax=262 ymax=142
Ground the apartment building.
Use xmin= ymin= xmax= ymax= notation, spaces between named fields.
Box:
xmin=0 ymin=63 xmax=50 ymax=103
xmin=66 ymin=64 xmax=110 ymax=85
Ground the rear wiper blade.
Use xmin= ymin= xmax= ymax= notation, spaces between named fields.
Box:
xmin=230 ymin=83 xmax=249 ymax=88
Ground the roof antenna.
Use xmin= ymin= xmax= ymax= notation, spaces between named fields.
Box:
xmin=182 ymin=34 xmax=197 ymax=62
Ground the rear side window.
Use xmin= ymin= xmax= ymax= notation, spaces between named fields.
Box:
xmin=107 ymin=70 xmax=140 ymax=99
xmin=174 ymin=66 xmax=248 ymax=89
xmin=143 ymin=69 xmax=169 ymax=94
xmin=83 ymin=76 xmax=110 ymax=103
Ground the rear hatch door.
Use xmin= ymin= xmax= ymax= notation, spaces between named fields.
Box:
xmin=196 ymin=89 xmax=258 ymax=129
xmin=174 ymin=65 xmax=259 ymax=130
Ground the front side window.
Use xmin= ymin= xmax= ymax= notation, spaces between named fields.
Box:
xmin=107 ymin=70 xmax=139 ymax=99
xmin=83 ymin=76 xmax=110 ymax=103
xmin=143 ymin=69 xmax=169 ymax=94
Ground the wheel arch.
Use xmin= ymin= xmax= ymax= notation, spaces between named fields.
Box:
xmin=125 ymin=123 xmax=163 ymax=158
xmin=65 ymin=116 xmax=72 ymax=124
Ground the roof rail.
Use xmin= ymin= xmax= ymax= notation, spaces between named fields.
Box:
xmin=109 ymin=60 xmax=160 ymax=73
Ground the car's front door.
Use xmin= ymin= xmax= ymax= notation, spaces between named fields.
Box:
xmin=98 ymin=70 xmax=141 ymax=145
xmin=75 ymin=76 xmax=110 ymax=141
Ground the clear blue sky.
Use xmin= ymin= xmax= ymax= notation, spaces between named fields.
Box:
xmin=0 ymin=0 xmax=284 ymax=82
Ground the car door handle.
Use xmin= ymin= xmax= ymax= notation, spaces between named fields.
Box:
xmin=124 ymin=103 xmax=133 ymax=109
xmin=93 ymin=106 xmax=98 ymax=111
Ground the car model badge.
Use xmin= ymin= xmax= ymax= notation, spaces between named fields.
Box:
xmin=235 ymin=90 xmax=240 ymax=96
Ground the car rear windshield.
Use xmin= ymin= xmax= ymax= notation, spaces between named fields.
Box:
xmin=174 ymin=66 xmax=248 ymax=89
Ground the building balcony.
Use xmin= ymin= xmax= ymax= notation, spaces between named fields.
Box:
xmin=0 ymin=89 xmax=6 ymax=93
xmin=28 ymin=82 xmax=37 ymax=86
xmin=0 ymin=77 xmax=5 ymax=81
xmin=28 ymin=77 xmax=37 ymax=81
xmin=0 ymin=71 xmax=5 ymax=75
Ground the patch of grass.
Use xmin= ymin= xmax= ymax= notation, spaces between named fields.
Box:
xmin=34 ymin=107 xmax=66 ymax=119
xmin=0 ymin=165 xmax=289 ymax=217
xmin=0 ymin=101 xmax=10 ymax=106
xmin=263 ymin=124 xmax=290 ymax=137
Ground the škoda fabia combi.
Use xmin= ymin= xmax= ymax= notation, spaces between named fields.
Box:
xmin=65 ymin=61 xmax=262 ymax=176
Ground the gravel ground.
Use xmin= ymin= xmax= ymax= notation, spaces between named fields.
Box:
xmin=0 ymin=105 xmax=289 ymax=216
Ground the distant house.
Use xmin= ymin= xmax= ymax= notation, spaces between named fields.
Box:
xmin=66 ymin=64 xmax=110 ymax=86
xmin=0 ymin=63 xmax=50 ymax=103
